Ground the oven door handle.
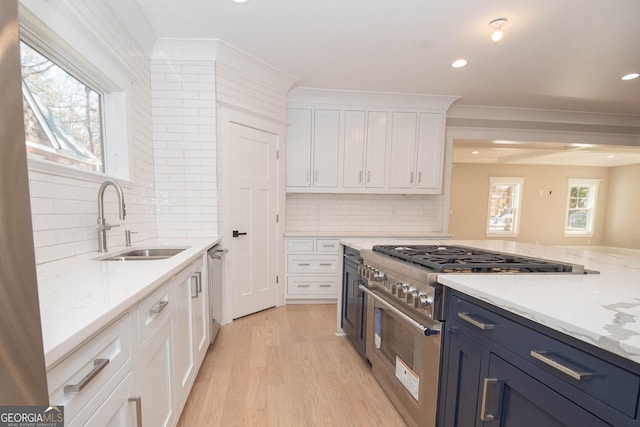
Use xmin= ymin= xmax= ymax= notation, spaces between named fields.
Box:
xmin=359 ymin=285 xmax=440 ymax=336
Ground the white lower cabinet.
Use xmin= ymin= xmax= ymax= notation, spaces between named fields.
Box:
xmin=173 ymin=256 xmax=208 ymax=412
xmin=48 ymin=255 xmax=210 ymax=427
xmin=138 ymin=317 xmax=174 ymax=427
xmin=285 ymin=237 xmax=339 ymax=302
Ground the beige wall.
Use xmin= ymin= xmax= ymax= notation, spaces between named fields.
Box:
xmin=449 ymin=163 xmax=612 ymax=246
xmin=604 ymin=164 xmax=640 ymax=249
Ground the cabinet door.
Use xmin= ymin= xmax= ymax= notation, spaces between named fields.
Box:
xmin=286 ymin=108 xmax=312 ymax=187
xmin=80 ymin=373 xmax=138 ymax=427
xmin=342 ymin=110 xmax=366 ymax=188
xmin=174 ymin=272 xmax=195 ymax=403
xmin=415 ymin=113 xmax=444 ymax=191
xmin=364 ymin=111 xmax=387 ymax=188
xmin=313 ymin=109 xmax=340 ymax=188
xmin=388 ymin=112 xmax=418 ymax=189
xmin=441 ymin=328 xmax=483 ymax=427
xmin=138 ymin=323 xmax=174 ymax=427
xmin=192 ymin=266 xmax=209 ymax=368
xmin=482 ymin=354 xmax=609 ymax=427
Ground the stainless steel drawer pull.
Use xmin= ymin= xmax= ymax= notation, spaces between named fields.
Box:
xmin=458 ymin=312 xmax=495 ymax=330
xmin=298 ymin=284 xmax=310 ymax=288
xmin=149 ymin=300 xmax=169 ymax=314
xmin=297 ymin=263 xmax=311 ymax=267
xmin=530 ymin=350 xmax=593 ymax=381
xmin=480 ymin=378 xmax=503 ymax=421
xmin=319 ymin=263 xmax=332 ymax=266
xmin=128 ymin=396 xmax=142 ymax=427
xmin=195 ymin=272 xmax=202 ymax=294
xmin=319 ymin=284 xmax=332 ymax=288
xmin=322 ymin=244 xmax=335 ymax=247
xmin=64 ymin=358 xmax=110 ymax=393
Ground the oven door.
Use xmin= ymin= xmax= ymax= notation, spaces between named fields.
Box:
xmin=362 ymin=286 xmax=442 ymax=427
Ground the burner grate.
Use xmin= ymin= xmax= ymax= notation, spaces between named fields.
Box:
xmin=372 ymin=245 xmax=575 ymax=273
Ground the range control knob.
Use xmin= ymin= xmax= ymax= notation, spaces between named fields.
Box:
xmin=373 ymin=270 xmax=385 ymax=282
xmin=416 ymin=293 xmax=433 ymax=310
xmin=406 ymin=289 xmax=418 ymax=304
xmin=390 ymin=282 xmax=400 ymax=295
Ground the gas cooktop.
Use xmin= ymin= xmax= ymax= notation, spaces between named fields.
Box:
xmin=372 ymin=245 xmax=582 ymax=274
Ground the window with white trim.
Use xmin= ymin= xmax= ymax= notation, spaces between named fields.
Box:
xmin=20 ymin=40 xmax=105 ymax=173
xmin=18 ymin=7 xmax=132 ymax=181
xmin=487 ymin=177 xmax=524 ymax=236
xmin=565 ymin=179 xmax=599 ymax=236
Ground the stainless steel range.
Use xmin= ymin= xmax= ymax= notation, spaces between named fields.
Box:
xmin=359 ymin=244 xmax=586 ymax=427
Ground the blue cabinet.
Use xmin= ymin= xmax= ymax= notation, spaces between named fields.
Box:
xmin=439 ymin=290 xmax=640 ymax=427
xmin=341 ymin=247 xmax=367 ymax=359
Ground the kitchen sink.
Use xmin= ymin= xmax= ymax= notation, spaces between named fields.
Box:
xmin=95 ymin=247 xmax=187 ymax=261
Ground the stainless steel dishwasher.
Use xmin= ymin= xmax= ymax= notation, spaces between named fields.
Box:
xmin=207 ymin=245 xmax=227 ymax=343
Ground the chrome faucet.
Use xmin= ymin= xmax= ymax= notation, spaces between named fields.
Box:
xmin=96 ymin=179 xmax=126 ymax=253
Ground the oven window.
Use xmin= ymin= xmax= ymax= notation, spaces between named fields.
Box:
xmin=377 ymin=307 xmax=415 ymax=369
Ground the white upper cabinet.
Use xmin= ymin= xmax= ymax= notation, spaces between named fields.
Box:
xmin=286 ymin=108 xmax=313 ymax=187
xmin=342 ymin=111 xmax=366 ymax=188
xmin=415 ymin=113 xmax=445 ymax=191
xmin=313 ymin=109 xmax=340 ymax=188
xmin=286 ymin=89 xmax=458 ymax=194
xmin=388 ymin=112 xmax=418 ymax=189
xmin=286 ymin=108 xmax=339 ymax=189
xmin=365 ymin=111 xmax=388 ymax=189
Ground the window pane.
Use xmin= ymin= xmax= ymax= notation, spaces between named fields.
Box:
xmin=20 ymin=41 xmax=104 ymax=172
xmin=488 ymin=182 xmax=519 ymax=233
xmin=565 ymin=182 xmax=598 ymax=235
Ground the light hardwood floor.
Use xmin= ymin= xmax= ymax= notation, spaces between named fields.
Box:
xmin=177 ymin=304 xmax=407 ymax=426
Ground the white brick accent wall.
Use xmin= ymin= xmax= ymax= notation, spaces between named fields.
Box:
xmin=151 ymin=60 xmax=219 ymax=238
xmin=285 ymin=193 xmax=445 ymax=234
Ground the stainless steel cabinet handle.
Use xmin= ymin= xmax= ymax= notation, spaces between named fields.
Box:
xmin=417 ymin=171 xmax=422 ymax=183
xmin=128 ymin=396 xmax=142 ymax=427
xmin=367 ymin=171 xmax=371 ymax=183
xmin=480 ymin=378 xmax=502 ymax=421
xmin=410 ymin=171 xmax=414 ymax=183
xmin=530 ymin=350 xmax=593 ymax=381
xmin=64 ymin=358 xmax=110 ymax=393
xmin=149 ymin=300 xmax=169 ymax=315
xmin=458 ymin=312 xmax=495 ymax=330
xmin=195 ymin=272 xmax=202 ymax=294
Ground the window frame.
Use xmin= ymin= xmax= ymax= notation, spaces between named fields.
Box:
xmin=564 ymin=178 xmax=600 ymax=237
xmin=19 ymin=3 xmax=133 ymax=183
xmin=486 ymin=177 xmax=524 ymax=237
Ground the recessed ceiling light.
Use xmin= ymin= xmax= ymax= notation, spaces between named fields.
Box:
xmin=622 ymin=73 xmax=639 ymax=81
xmin=489 ymin=18 xmax=508 ymax=43
xmin=232 ymin=0 xmax=248 ymax=3
xmin=472 ymin=151 xmax=480 ymax=155
xmin=606 ymin=155 xmax=615 ymax=159
xmin=451 ymin=59 xmax=468 ymax=69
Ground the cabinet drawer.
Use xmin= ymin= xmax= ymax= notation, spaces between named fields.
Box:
xmin=287 ymin=276 xmax=337 ymax=295
xmin=287 ymin=255 xmax=338 ymax=274
xmin=137 ymin=281 xmax=173 ymax=345
xmin=47 ymin=314 xmax=131 ymax=423
xmin=316 ymin=239 xmax=339 ymax=253
xmin=287 ymin=238 xmax=314 ymax=253
xmin=449 ymin=294 xmax=640 ymax=418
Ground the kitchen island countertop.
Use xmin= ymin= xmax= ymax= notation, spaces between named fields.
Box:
xmin=341 ymin=238 xmax=640 ymax=364
xmin=37 ymin=237 xmax=220 ymax=368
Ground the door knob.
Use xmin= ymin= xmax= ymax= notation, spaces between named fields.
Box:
xmin=232 ymin=230 xmax=248 ymax=238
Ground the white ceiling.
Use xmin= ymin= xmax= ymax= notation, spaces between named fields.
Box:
xmin=453 ymin=140 xmax=640 ymax=167
xmin=131 ymin=0 xmax=640 ymax=116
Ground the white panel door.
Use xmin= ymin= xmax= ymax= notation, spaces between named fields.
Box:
xmin=388 ymin=112 xmax=418 ymax=189
xmin=286 ymin=108 xmax=312 ymax=187
xmin=415 ymin=113 xmax=445 ymax=191
xmin=364 ymin=111 xmax=388 ymax=188
xmin=312 ymin=109 xmax=340 ymax=188
xmin=342 ymin=110 xmax=366 ymax=188
xmin=230 ymin=123 xmax=278 ymax=319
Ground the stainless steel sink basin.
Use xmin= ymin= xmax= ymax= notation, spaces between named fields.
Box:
xmin=96 ymin=247 xmax=187 ymax=261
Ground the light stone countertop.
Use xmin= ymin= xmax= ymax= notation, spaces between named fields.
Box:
xmin=341 ymin=238 xmax=640 ymax=364
xmin=285 ymin=231 xmax=453 ymax=238
xmin=37 ymin=237 xmax=220 ymax=368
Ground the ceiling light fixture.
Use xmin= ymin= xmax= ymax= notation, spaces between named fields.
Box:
xmin=232 ymin=0 xmax=248 ymax=3
xmin=621 ymin=73 xmax=639 ymax=81
xmin=489 ymin=18 xmax=508 ymax=43
xmin=451 ymin=59 xmax=468 ymax=68
xmin=472 ymin=151 xmax=480 ymax=155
